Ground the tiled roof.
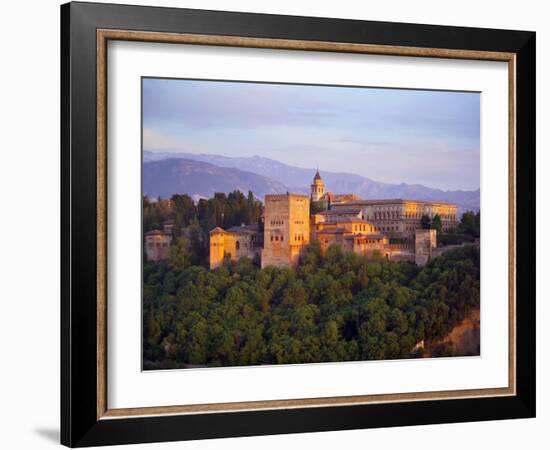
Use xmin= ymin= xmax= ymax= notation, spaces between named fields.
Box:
xmin=345 ymin=233 xmax=385 ymax=240
xmin=334 ymin=218 xmax=372 ymax=224
xmin=318 ymin=208 xmax=362 ymax=216
xmin=316 ymin=228 xmax=346 ymax=234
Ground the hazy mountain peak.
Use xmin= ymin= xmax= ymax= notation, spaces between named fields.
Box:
xmin=143 ymin=151 xmax=479 ymax=211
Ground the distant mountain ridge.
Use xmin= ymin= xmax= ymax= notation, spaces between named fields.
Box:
xmin=143 ymin=151 xmax=480 ymax=211
xmin=143 ymin=158 xmax=288 ymax=201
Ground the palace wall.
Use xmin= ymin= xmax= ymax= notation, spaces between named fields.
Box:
xmin=209 ymin=225 xmax=262 ymax=269
xmin=206 ymin=172 xmax=461 ymax=270
xmin=332 ymin=200 xmax=458 ymax=237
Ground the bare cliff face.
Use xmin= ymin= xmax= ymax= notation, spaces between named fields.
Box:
xmin=425 ymin=309 xmax=481 ymax=357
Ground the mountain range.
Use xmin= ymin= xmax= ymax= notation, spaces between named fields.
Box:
xmin=143 ymin=158 xmax=288 ymax=201
xmin=143 ymin=151 xmax=480 ymax=211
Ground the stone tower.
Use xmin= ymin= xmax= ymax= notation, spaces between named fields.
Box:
xmin=310 ymin=170 xmax=325 ymax=202
xmin=414 ymin=229 xmax=437 ymax=266
xmin=261 ymin=194 xmax=310 ymax=268
xmin=209 ymin=227 xmax=226 ymax=269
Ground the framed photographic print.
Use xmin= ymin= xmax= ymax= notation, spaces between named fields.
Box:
xmin=61 ymin=1 xmax=536 ymax=447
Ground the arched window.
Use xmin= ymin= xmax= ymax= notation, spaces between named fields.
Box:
xmin=236 ymin=241 xmax=240 ymax=250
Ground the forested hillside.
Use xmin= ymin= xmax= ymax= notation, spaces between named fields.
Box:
xmin=143 ymin=245 xmax=480 ymax=369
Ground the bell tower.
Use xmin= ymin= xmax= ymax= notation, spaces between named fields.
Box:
xmin=310 ymin=170 xmax=325 ymax=202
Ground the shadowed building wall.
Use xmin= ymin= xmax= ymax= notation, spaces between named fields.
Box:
xmin=415 ymin=229 xmax=437 ymax=266
xmin=145 ymin=227 xmax=171 ymax=262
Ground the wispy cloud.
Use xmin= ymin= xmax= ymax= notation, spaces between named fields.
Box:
xmin=143 ymin=78 xmax=480 ymax=190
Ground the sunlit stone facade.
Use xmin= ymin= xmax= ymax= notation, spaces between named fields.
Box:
xmin=331 ymin=199 xmax=458 ymax=237
xmin=208 ymin=171 xmax=458 ymax=269
xmin=310 ymin=170 xmax=325 ymax=202
xmin=261 ymin=194 xmax=310 ymax=268
xmin=209 ymin=224 xmax=263 ymax=269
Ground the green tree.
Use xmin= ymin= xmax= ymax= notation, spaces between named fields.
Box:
xmin=458 ymin=210 xmax=480 ymax=238
xmin=188 ymin=218 xmax=207 ymax=265
xmin=168 ymin=237 xmax=191 ymax=271
xmin=420 ymin=214 xmax=431 ymax=229
xmin=310 ymin=199 xmax=325 ymax=214
xmin=431 ymin=214 xmax=442 ymax=232
xmin=143 ymin=217 xmax=480 ymax=369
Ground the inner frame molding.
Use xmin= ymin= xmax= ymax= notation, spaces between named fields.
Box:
xmin=96 ymin=28 xmax=516 ymax=420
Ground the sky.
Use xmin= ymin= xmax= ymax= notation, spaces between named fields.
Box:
xmin=143 ymin=78 xmax=480 ymax=191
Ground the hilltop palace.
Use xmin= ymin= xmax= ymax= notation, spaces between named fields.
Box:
xmin=206 ymin=171 xmax=459 ymax=269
